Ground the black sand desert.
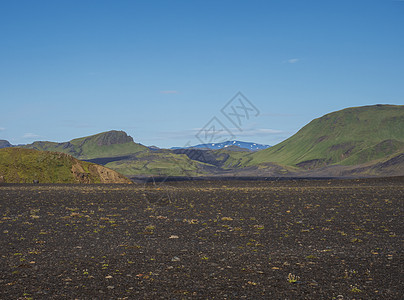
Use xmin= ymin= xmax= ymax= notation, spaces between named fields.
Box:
xmin=0 ymin=177 xmax=402 ymax=299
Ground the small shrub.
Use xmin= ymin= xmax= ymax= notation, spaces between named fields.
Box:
xmin=287 ymin=273 xmax=300 ymax=283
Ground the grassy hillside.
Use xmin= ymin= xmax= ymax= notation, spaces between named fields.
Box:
xmin=24 ymin=130 xmax=148 ymax=159
xmin=249 ymin=105 xmax=404 ymax=168
xmin=0 ymin=148 xmax=131 ymax=183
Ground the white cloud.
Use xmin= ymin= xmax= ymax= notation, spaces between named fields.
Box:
xmin=288 ymin=58 xmax=299 ymax=64
xmin=23 ymin=133 xmax=41 ymax=139
xmin=0 ymin=127 xmax=5 ymax=131
xmin=236 ymin=128 xmax=283 ymax=137
xmin=160 ymin=90 xmax=179 ymax=94
xmin=260 ymin=112 xmax=300 ymax=117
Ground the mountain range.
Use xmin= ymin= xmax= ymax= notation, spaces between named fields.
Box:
xmin=1 ymin=104 xmax=403 ymax=181
xmin=171 ymin=141 xmax=270 ymax=151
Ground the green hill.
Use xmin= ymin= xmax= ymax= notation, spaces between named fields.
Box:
xmin=23 ymin=130 xmax=148 ymax=159
xmin=248 ymin=105 xmax=404 ymax=169
xmin=0 ymin=148 xmax=131 ymax=183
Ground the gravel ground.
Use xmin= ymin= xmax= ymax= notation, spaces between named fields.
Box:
xmin=0 ymin=177 xmax=402 ymax=299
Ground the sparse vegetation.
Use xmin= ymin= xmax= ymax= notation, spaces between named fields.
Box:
xmin=287 ymin=273 xmax=300 ymax=283
xmin=0 ymin=177 xmax=402 ymax=298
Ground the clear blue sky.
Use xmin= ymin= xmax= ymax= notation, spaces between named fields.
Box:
xmin=1 ymin=0 xmax=403 ymax=148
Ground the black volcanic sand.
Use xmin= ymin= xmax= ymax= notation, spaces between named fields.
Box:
xmin=0 ymin=178 xmax=402 ymax=299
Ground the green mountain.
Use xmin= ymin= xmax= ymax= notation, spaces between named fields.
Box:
xmin=23 ymin=130 xmax=148 ymax=159
xmin=248 ymin=105 xmax=404 ymax=169
xmin=0 ymin=148 xmax=131 ymax=184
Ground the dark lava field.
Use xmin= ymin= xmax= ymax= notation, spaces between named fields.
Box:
xmin=0 ymin=177 xmax=402 ymax=299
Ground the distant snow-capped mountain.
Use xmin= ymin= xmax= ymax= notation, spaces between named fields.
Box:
xmin=171 ymin=140 xmax=270 ymax=151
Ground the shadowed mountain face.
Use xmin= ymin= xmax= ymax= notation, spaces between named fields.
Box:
xmin=0 ymin=140 xmax=12 ymax=149
xmin=75 ymin=130 xmax=134 ymax=146
xmin=172 ymin=149 xmax=230 ymax=167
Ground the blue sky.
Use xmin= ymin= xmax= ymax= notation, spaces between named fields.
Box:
xmin=1 ymin=0 xmax=403 ymax=148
